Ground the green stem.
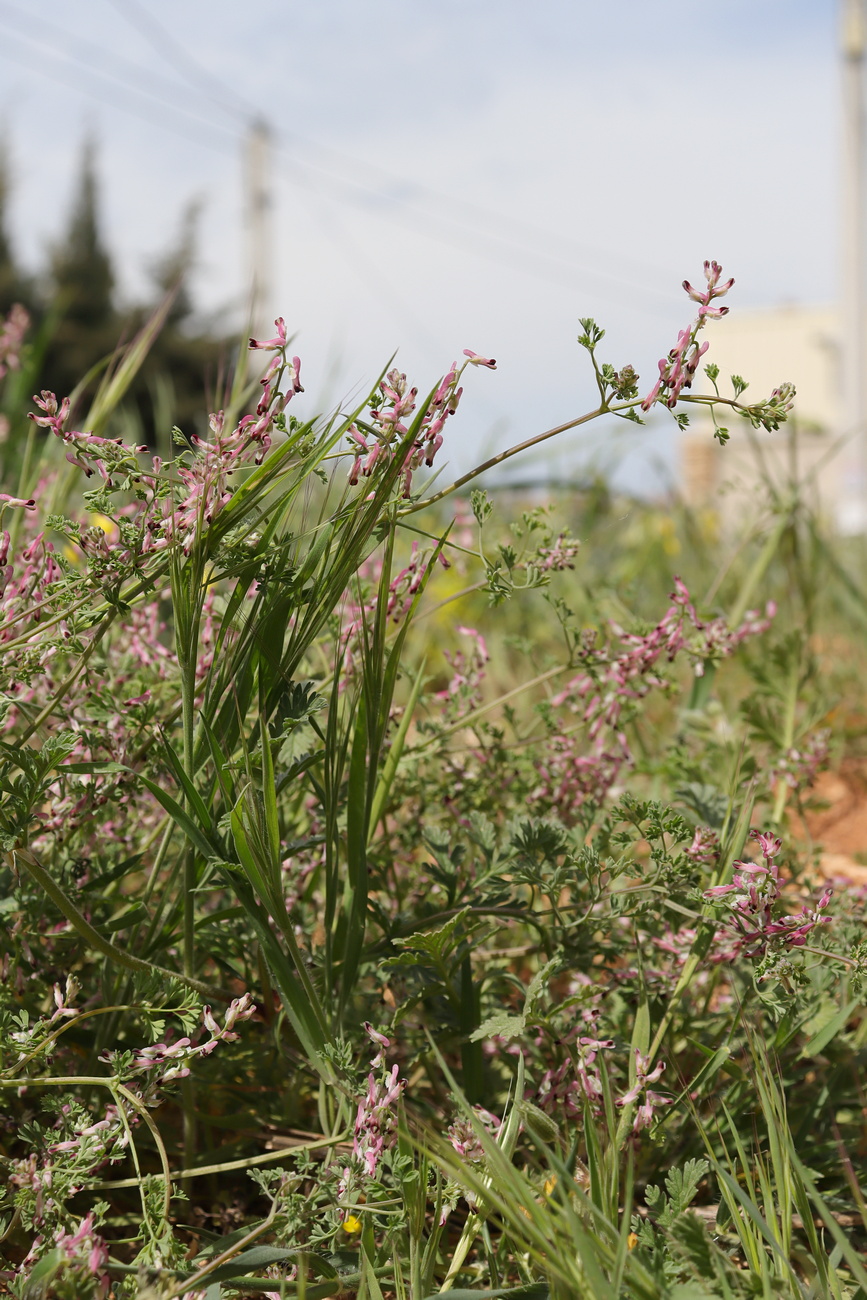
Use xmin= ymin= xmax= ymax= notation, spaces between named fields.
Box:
xmin=440 ymin=1211 xmax=481 ymax=1292
xmin=18 ymin=610 xmax=117 ymax=744
xmin=88 ymin=1130 xmax=349 ymax=1190
xmin=771 ymin=649 xmax=801 ymax=825
xmin=180 ymin=657 xmax=198 ymax=982
xmin=177 ymin=573 xmax=203 ymax=1179
xmin=163 ymin=1198 xmax=279 ymax=1299
xmin=728 ymin=507 xmax=792 ymax=628
xmin=409 ymin=663 xmax=570 ymax=753
xmin=10 ymin=848 xmax=226 ymax=1000
xmin=402 ymin=403 xmax=607 ymax=514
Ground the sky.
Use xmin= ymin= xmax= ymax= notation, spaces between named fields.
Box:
xmin=0 ymin=0 xmax=842 ymax=492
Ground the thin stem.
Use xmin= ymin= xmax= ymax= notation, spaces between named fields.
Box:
xmin=2 ymin=1003 xmax=188 ymax=1078
xmin=771 ymin=650 xmax=801 ymax=825
xmin=108 ymin=1082 xmax=160 ymax=1236
xmin=10 ymin=848 xmax=227 ymax=1000
xmin=401 ymin=403 xmax=608 ymax=514
xmin=88 ymin=1130 xmax=350 ymax=1190
xmin=18 ymin=610 xmax=117 ymax=744
xmin=409 ymin=663 xmax=570 ymax=752
xmin=163 ymin=1197 xmax=279 ymax=1299
xmin=181 ymin=662 xmax=198 ymax=982
xmin=728 ymin=506 xmax=792 ymax=628
xmin=114 ymin=1081 xmax=173 ymax=1221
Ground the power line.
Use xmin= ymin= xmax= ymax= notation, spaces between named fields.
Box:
xmin=0 ymin=18 xmax=241 ymax=154
xmin=102 ymin=0 xmax=257 ymax=124
xmin=274 ymin=147 xmax=675 ymax=315
xmin=0 ymin=3 xmax=679 ymax=318
xmin=94 ymin=0 xmax=679 ymax=292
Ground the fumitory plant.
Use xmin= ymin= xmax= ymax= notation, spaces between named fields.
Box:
xmin=0 ymin=264 xmax=862 ymax=1299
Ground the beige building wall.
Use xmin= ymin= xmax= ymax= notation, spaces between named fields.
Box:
xmin=680 ymin=305 xmax=854 ymax=528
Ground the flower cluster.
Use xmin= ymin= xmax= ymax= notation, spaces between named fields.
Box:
xmin=555 ymin=579 xmax=774 ymax=746
xmin=532 ymin=736 xmax=626 ymax=822
xmin=337 ymin=1024 xmax=406 ymax=1216
xmin=536 ymin=532 xmax=581 ymax=572
xmin=536 ymin=1030 xmax=614 ymax=1120
xmin=0 ymin=302 xmax=28 ymax=381
xmin=532 ymin=578 xmax=774 ymax=817
xmin=617 ymin=1051 xmax=670 ymax=1134
xmin=339 ymin=541 xmax=446 ymax=679
xmin=29 ymin=319 xmax=303 ymax=565
xmin=53 ymin=1212 xmax=110 ymax=1297
xmin=110 ymin=993 xmax=256 ymax=1086
xmin=445 ymin=1105 xmax=503 ymax=1216
xmin=352 ymin=1060 xmax=404 ymax=1179
xmin=771 ymin=728 xmax=830 ymax=793
xmin=447 ymin=1105 xmax=502 ymax=1163
xmin=435 ymin=625 xmax=490 ymax=720
xmin=348 ymin=350 xmax=495 ymax=498
xmin=0 ymin=525 xmax=64 ymax=654
xmin=685 ymin=826 xmax=720 ymax=865
xmin=642 ymin=261 xmax=734 ymax=411
xmin=29 ymin=391 xmax=148 ymax=487
xmin=704 ymin=830 xmax=833 ymax=966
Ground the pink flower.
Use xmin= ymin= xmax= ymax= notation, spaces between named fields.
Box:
xmin=364 ymin=1022 xmax=391 ymax=1066
xmin=0 ymin=493 xmax=35 ymax=510
xmin=463 ymin=349 xmax=497 ymax=369
xmin=750 ymin=830 xmax=782 ymax=861
xmin=249 ymin=317 xmax=288 ymax=350
xmin=0 ymin=303 xmax=28 ymax=379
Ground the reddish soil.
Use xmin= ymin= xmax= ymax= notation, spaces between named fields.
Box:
xmin=802 ymin=766 xmax=867 ymax=883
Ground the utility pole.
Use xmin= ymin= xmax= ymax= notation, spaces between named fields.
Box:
xmin=842 ymin=0 xmax=867 ymax=527
xmin=246 ymin=117 xmax=272 ymax=341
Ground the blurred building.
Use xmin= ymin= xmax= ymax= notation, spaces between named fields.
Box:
xmin=680 ymin=305 xmax=859 ymax=529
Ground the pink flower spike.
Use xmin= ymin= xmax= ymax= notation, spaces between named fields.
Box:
xmin=463 ymin=349 xmax=497 ymax=369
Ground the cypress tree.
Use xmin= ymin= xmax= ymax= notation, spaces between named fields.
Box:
xmin=0 ymin=138 xmax=36 ymax=318
xmin=43 ymin=138 xmax=118 ymax=401
xmin=51 ymin=137 xmax=113 ymax=329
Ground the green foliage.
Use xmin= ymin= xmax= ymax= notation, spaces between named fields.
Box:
xmin=1 ymin=264 xmax=865 ymax=1298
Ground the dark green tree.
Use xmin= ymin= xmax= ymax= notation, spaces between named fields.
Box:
xmin=51 ymin=137 xmax=113 ymax=329
xmin=42 ymin=138 xmax=119 ymax=403
xmin=130 ymin=201 xmax=233 ymax=448
xmin=0 ymin=139 xmax=37 ymax=318
xmin=5 ymin=136 xmax=231 ymax=449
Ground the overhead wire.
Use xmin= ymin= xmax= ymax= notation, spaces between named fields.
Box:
xmin=0 ymin=17 xmax=241 ymax=154
xmin=100 ymin=0 xmax=676 ymax=288
xmin=102 ymin=0 xmax=259 ymax=124
xmin=0 ymin=12 xmax=451 ymax=354
xmin=0 ymin=0 xmax=681 ymax=321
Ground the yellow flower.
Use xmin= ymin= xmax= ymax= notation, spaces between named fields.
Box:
xmin=627 ymin=1231 xmax=639 ymax=1251
xmin=544 ymin=1175 xmax=558 ymax=1198
xmin=342 ymin=1214 xmax=363 ymax=1234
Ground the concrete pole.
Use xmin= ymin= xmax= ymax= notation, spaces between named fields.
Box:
xmin=842 ymin=0 xmax=867 ymax=526
xmin=246 ymin=117 xmax=272 ymax=340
